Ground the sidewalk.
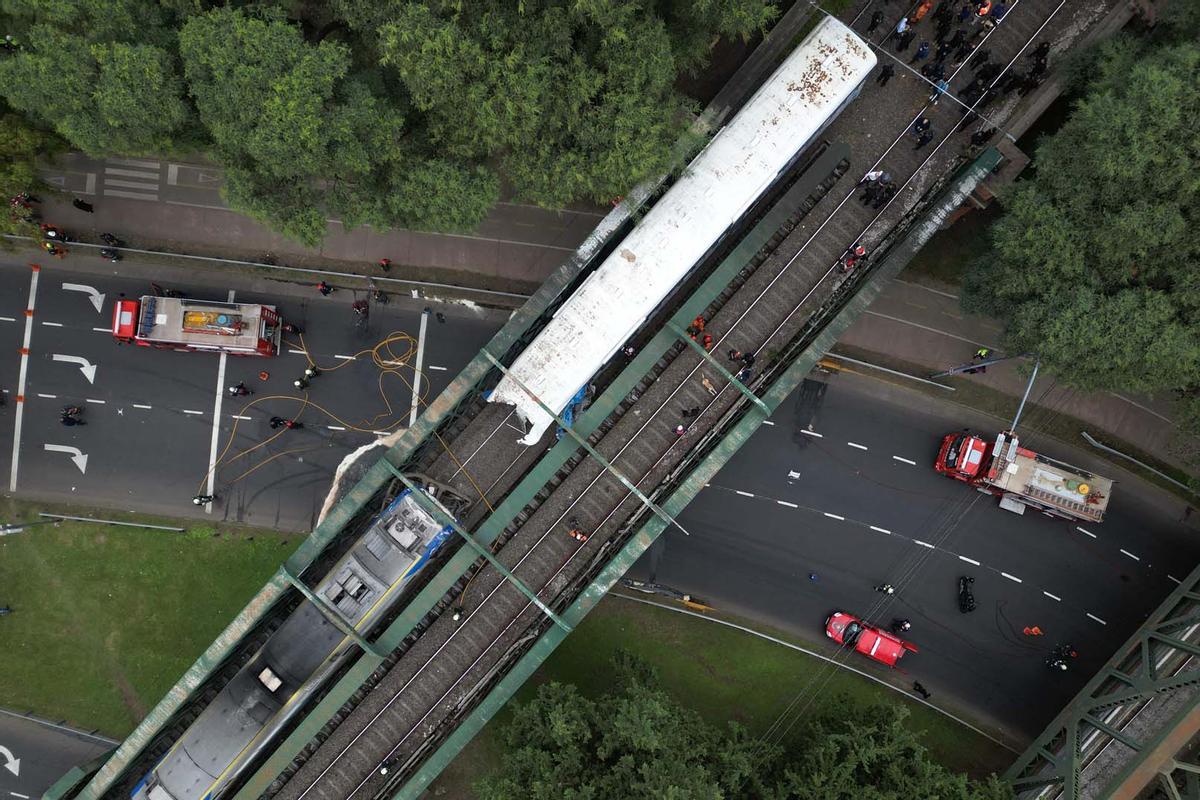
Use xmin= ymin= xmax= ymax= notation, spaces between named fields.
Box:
xmin=836 ymin=275 xmax=1196 ymax=477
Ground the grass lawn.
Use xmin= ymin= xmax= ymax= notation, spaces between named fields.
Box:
xmin=0 ymin=498 xmax=299 ymax=736
xmin=429 ymin=596 xmax=1013 ymax=798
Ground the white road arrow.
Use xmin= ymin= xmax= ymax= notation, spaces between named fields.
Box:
xmin=52 ymin=354 xmax=97 ymax=384
xmin=44 ymin=444 xmax=88 ymax=474
xmin=61 ymin=282 xmax=106 ymax=314
xmin=0 ymin=744 xmax=20 ymax=776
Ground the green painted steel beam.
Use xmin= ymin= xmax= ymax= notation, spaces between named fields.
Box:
xmin=383 ymin=463 xmax=571 ymax=632
xmin=665 ymin=320 xmax=770 ymax=414
xmin=391 ymin=146 xmax=1004 ymax=800
xmin=279 ymin=564 xmax=387 ymax=658
xmin=481 ymin=348 xmax=690 ymax=537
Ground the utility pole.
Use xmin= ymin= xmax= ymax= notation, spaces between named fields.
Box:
xmin=1010 ymin=358 xmax=1040 ymax=432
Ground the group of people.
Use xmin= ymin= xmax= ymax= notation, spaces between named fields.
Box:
xmin=856 ymin=169 xmax=898 ymax=209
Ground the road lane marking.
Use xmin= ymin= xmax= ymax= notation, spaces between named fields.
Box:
xmin=892 ymin=455 xmax=917 ymax=465
xmin=92 ymin=326 xmax=110 ymax=332
xmin=61 ymin=283 xmax=106 ymax=313
xmin=41 ymin=321 xmax=62 ymax=327
xmin=428 ymin=365 xmax=448 ymax=371
xmin=1119 ymin=549 xmax=1140 ymax=562
xmin=203 ymin=291 xmax=234 ymax=513
xmin=914 ymin=539 xmax=935 ymax=549
xmin=958 ymin=555 xmax=980 ymax=565
xmin=735 ymin=490 xmax=754 ymax=497
xmin=104 ymin=189 xmax=157 ymax=201
xmin=1076 ymin=526 xmax=1097 ymax=539
xmin=288 ymin=349 xmax=307 ymax=355
xmin=409 ymin=310 xmax=429 ymax=427
xmin=0 ymin=316 xmax=15 ymax=322
xmin=334 ymin=354 xmax=355 ymax=360
xmin=847 ymin=441 xmax=868 ymax=450
xmin=109 ymin=157 xmax=160 ymax=169
xmin=1043 ymin=591 xmax=1062 ymax=602
xmin=823 ymin=512 xmax=845 ymax=521
xmin=761 ymin=420 xmax=774 ymax=426
xmin=44 ymin=444 xmax=88 ymax=474
xmin=52 ymin=354 xmax=97 ymax=383
xmin=36 ymin=393 xmax=56 ymax=399
xmin=183 ymin=409 xmax=203 ymax=415
xmin=12 ymin=792 xmax=31 ymax=798
xmin=132 ymin=403 xmax=152 ymax=410
xmin=104 ymin=167 xmax=159 ymax=179
xmin=10 ymin=265 xmax=39 ymax=492
xmin=1087 ymin=613 xmax=1107 ymax=626
xmin=85 ymin=398 xmax=105 ymax=404
xmin=231 ymin=415 xmax=252 ymax=421
xmin=372 ymin=430 xmax=391 ymax=435
xmin=1001 ymin=572 xmax=1023 ymax=584
xmin=800 ymin=429 xmax=822 ymax=438
xmin=777 ymin=500 xmax=798 ymax=508
xmin=870 ymin=525 xmax=891 ymax=534
xmin=327 ymin=425 xmax=345 ymax=431
xmin=1168 ymin=574 xmax=1182 ymax=584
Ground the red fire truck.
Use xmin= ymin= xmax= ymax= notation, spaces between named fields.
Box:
xmin=112 ymin=296 xmax=282 ymax=356
xmin=935 ymin=430 xmax=1113 ymax=523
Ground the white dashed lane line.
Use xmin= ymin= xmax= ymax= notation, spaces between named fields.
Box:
xmin=428 ymin=365 xmax=448 ymax=371
xmin=0 ymin=316 xmax=15 ymax=322
xmin=914 ymin=540 xmax=935 ymax=549
xmin=1169 ymin=575 xmax=1182 ymax=584
xmin=823 ymin=512 xmax=845 ymax=521
xmin=41 ymin=321 xmax=63 ymax=327
xmin=1120 ymin=549 xmax=1141 ymax=562
xmin=847 ymin=441 xmax=868 ymax=451
xmin=37 ymin=393 xmax=56 ymax=399
xmin=92 ymin=326 xmax=110 ymax=332
xmin=85 ymin=398 xmax=105 ymax=404
xmin=183 ymin=409 xmax=204 ymax=415
xmin=1001 ymin=572 xmax=1023 ymax=584
xmin=800 ymin=429 xmax=823 ymax=438
xmin=1076 ymin=526 xmax=1097 ymax=539
xmin=761 ymin=420 xmax=775 ymax=426
xmin=869 ymin=525 xmax=891 ymax=535
xmin=735 ymin=490 xmax=754 ymax=497
xmin=1087 ymin=613 xmax=1108 ymax=626
xmin=334 ymin=354 xmax=355 ymax=361
xmin=777 ymin=500 xmax=798 ymax=508
xmin=892 ymin=455 xmax=917 ymax=465
xmin=231 ymin=415 xmax=252 ymax=421
xmin=959 ymin=555 xmax=981 ymax=566
xmin=327 ymin=425 xmax=346 ymax=431
xmin=1043 ymin=591 xmax=1062 ymax=602
xmin=133 ymin=403 xmax=152 ymax=410
xmin=288 ymin=349 xmax=307 ymax=355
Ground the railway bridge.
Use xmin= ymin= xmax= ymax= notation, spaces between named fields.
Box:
xmin=45 ymin=3 xmax=1139 ymax=800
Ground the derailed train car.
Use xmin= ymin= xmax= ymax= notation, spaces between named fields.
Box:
xmin=130 ymin=489 xmax=455 ymax=800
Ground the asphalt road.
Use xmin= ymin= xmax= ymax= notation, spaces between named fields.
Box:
xmin=0 ymin=254 xmax=504 ymax=531
xmin=631 ymin=370 xmax=1200 ymax=742
xmin=0 ymin=711 xmax=115 ymax=799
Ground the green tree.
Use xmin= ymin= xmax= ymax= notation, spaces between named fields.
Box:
xmin=0 ymin=27 xmax=191 ymax=155
xmin=476 ymin=652 xmax=772 ymax=800
xmin=766 ymin=701 xmax=1012 ymax=800
xmin=961 ymin=38 xmax=1200 ymax=396
xmin=377 ymin=1 xmax=770 ymax=208
xmin=0 ymin=109 xmax=62 ymax=238
xmin=179 ymin=6 xmax=495 ymax=245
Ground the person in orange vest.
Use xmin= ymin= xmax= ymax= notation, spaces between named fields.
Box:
xmin=975 ymin=0 xmax=993 ymax=18
xmin=566 ymin=517 xmax=589 ymax=543
xmin=909 ymin=0 xmax=934 ymax=23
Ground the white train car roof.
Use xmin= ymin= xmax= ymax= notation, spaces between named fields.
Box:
xmin=489 ymin=16 xmax=875 ymax=444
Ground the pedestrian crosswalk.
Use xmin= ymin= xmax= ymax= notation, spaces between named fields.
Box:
xmin=101 ymin=158 xmax=161 ymax=201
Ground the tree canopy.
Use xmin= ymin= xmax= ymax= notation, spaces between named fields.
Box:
xmin=0 ymin=0 xmax=774 ymax=243
xmin=476 ymin=652 xmax=1011 ymax=800
xmin=961 ymin=36 xmax=1200 ymax=397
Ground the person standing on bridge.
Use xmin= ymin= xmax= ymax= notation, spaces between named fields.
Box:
xmin=856 ymin=169 xmax=885 ymax=188
xmin=867 ymin=10 xmax=884 ymax=33
xmin=875 ymin=64 xmax=895 ymax=87
xmin=896 ymin=29 xmax=916 ymax=52
xmin=909 ymin=41 xmax=930 ymax=63
xmin=913 ymin=117 xmax=932 ymax=136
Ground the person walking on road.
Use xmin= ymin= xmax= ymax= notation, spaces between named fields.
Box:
xmin=913 ymin=681 xmax=932 ymax=699
xmin=317 ymin=280 xmax=333 ymax=296
xmin=228 ymin=381 xmax=250 ymax=397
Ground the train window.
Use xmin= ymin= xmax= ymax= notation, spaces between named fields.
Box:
xmin=258 ymin=667 xmax=283 ymax=692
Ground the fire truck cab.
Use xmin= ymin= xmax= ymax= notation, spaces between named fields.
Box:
xmin=112 ymin=296 xmax=281 ymax=356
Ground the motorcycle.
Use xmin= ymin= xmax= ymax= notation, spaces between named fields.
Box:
xmin=99 ymin=248 xmax=120 ymax=262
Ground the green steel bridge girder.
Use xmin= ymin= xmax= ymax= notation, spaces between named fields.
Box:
xmin=665 ymin=320 xmax=770 ymax=415
xmin=279 ymin=564 xmax=388 ymax=658
xmin=1006 ymin=559 xmax=1200 ymax=799
xmin=393 ymin=148 xmax=1005 ymax=800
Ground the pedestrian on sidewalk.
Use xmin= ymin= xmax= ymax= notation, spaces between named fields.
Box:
xmin=973 ymin=346 xmax=992 ymax=361
xmin=72 ymin=198 xmax=94 ymax=213
xmin=913 ymin=681 xmax=932 ymax=699
xmin=867 ymin=10 xmax=884 ymax=33
xmin=317 ymin=280 xmax=333 ymax=296
xmin=909 ymin=41 xmax=930 ymax=63
xmin=875 ymin=64 xmax=896 ymax=86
